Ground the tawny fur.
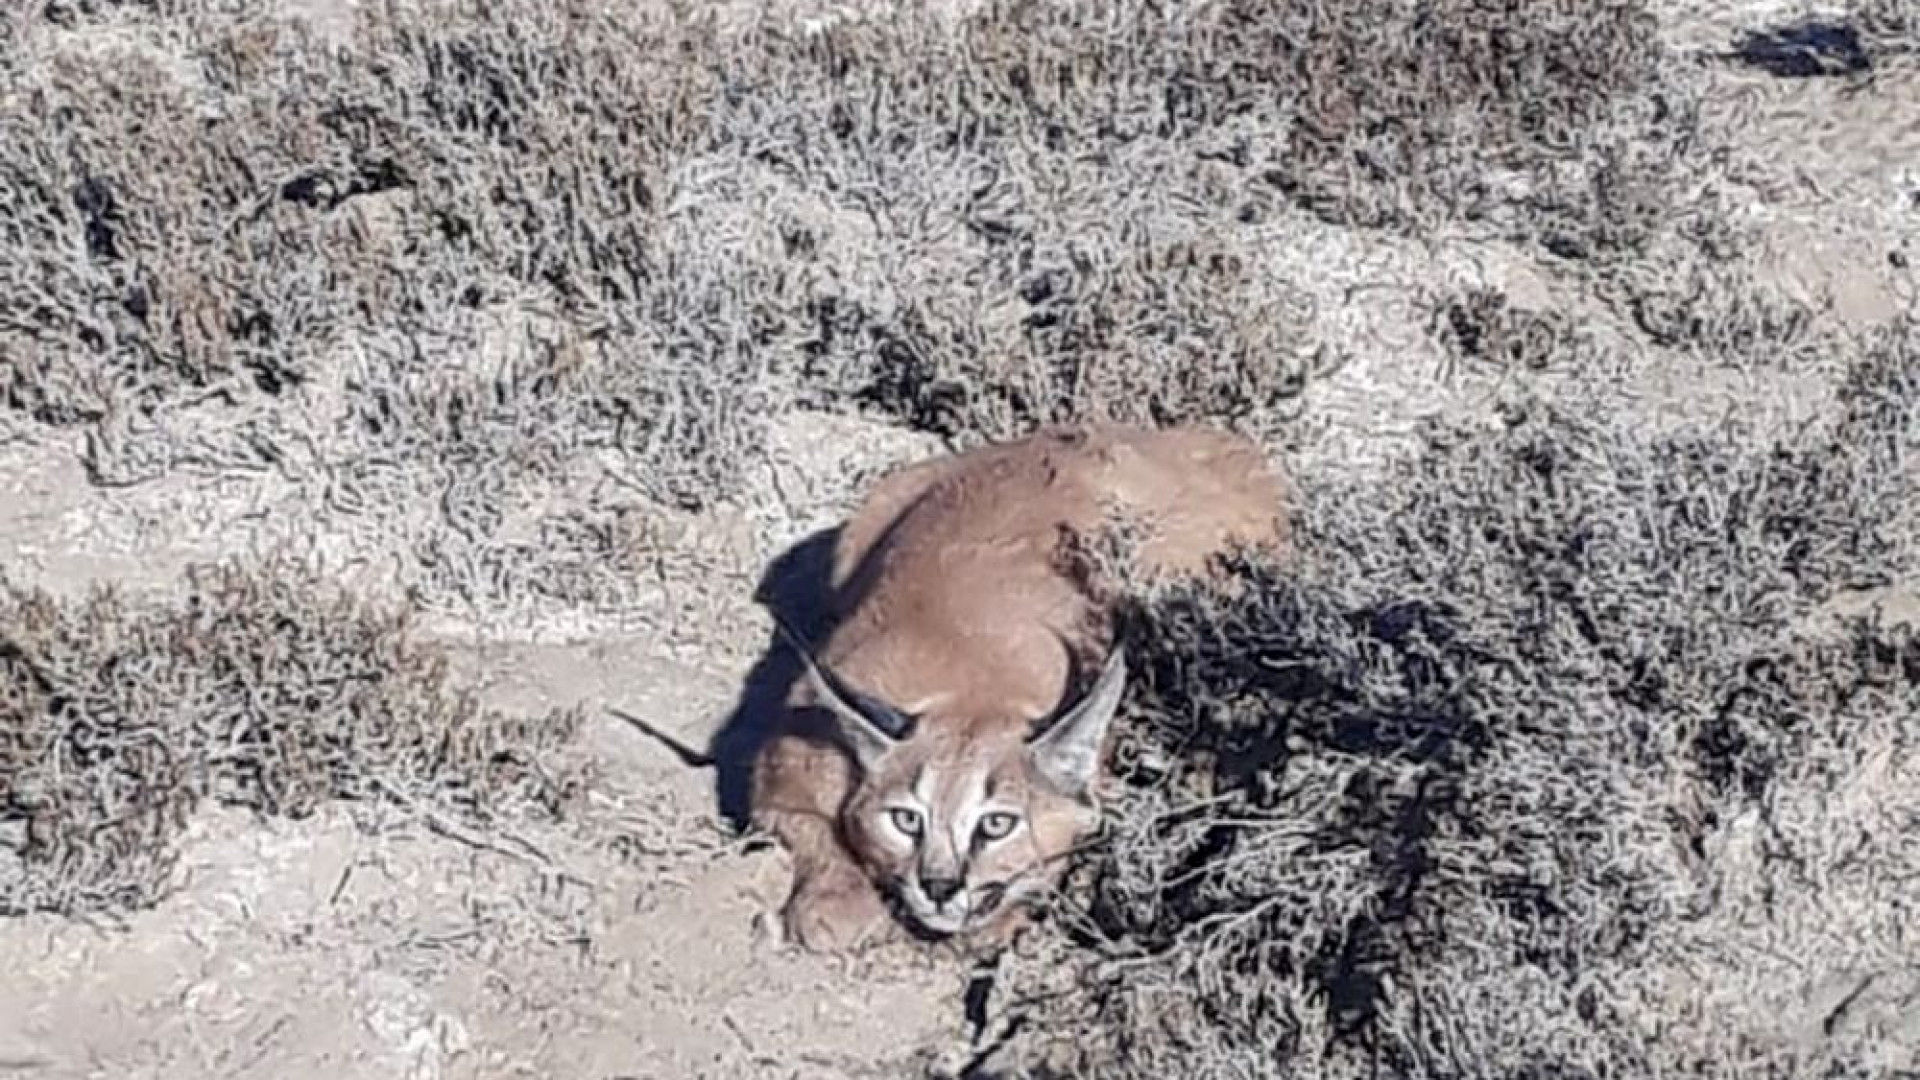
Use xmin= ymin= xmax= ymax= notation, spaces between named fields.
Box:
xmin=750 ymin=423 xmax=1289 ymax=952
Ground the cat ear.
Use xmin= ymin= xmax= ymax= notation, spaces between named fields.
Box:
xmin=1026 ymin=646 xmax=1127 ymax=798
xmin=769 ymin=612 xmax=913 ymax=769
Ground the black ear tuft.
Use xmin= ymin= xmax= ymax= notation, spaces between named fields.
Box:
xmin=767 ymin=608 xmax=917 ymax=766
xmin=844 ymin=684 xmax=917 ymax=741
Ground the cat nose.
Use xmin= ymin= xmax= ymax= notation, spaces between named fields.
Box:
xmin=921 ymin=876 xmax=963 ymax=905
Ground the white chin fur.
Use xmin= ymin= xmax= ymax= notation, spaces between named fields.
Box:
xmin=910 ymin=910 xmax=967 ymax=936
xmin=900 ymin=889 xmax=970 ymax=936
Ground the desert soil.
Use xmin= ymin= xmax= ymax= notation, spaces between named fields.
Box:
xmin=1 ymin=1 xmax=1915 ymax=1077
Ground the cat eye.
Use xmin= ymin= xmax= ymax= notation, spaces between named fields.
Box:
xmin=888 ymin=807 xmax=924 ymax=837
xmin=976 ymin=811 xmax=1020 ymax=841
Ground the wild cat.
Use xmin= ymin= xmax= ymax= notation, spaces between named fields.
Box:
xmin=750 ymin=422 xmax=1289 ymax=952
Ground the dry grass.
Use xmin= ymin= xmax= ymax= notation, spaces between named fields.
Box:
xmin=0 ymin=0 xmax=1724 ymax=622
xmin=1 ymin=0 xmax=1704 ymax=457
xmin=0 ymin=561 xmax=585 ymax=916
xmin=988 ymin=322 xmax=1920 ymax=1078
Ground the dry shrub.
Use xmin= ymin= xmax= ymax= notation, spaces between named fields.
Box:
xmin=1 ymin=0 xmax=1706 ymax=467
xmin=1437 ymin=250 xmax=1830 ymax=380
xmin=1433 ymin=287 xmax=1581 ymax=372
xmin=0 ymin=561 xmax=585 ymax=916
xmin=991 ymin=323 xmax=1919 ymax=1079
xmin=1191 ymin=0 xmax=1688 ymax=253
xmin=0 ymin=0 xmax=1726 ymax=627
xmin=1857 ymin=0 xmax=1919 ymax=56
xmin=1611 ymin=254 xmax=1829 ymax=360
xmin=0 ymin=0 xmax=753 ymax=499
xmin=738 ymin=0 xmax=1701 ymax=439
xmin=0 ymin=0 xmax=781 ymax=627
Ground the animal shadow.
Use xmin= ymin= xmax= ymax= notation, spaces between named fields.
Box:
xmin=706 ymin=524 xmax=842 ymax=832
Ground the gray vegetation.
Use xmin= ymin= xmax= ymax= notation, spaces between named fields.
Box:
xmin=1 ymin=0 xmax=1913 ymax=1075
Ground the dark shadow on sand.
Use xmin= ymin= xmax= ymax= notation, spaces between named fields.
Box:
xmin=705 ymin=525 xmax=843 ymax=831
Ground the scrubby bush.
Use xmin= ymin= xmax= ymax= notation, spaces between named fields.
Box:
xmin=1433 ymin=287 xmax=1581 ymax=372
xmin=1 ymin=0 xmax=1706 ymax=462
xmin=990 ymin=323 xmax=1919 ymax=1078
xmin=0 ymin=0 xmax=1724 ymax=630
xmin=727 ymin=0 xmax=1702 ymax=437
xmin=0 ymin=0 xmax=757 ymax=503
xmin=0 ymin=561 xmax=585 ymax=916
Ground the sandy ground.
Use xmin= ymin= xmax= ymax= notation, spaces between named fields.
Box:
xmin=0 ymin=416 xmax=974 ymax=1080
xmin=0 ymin=0 xmax=1914 ymax=1075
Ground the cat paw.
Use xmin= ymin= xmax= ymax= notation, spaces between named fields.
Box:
xmin=783 ymin=874 xmax=898 ymax=953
